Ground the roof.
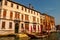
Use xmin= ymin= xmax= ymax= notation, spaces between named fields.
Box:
xmin=41 ymin=13 xmax=54 ymax=18
xmin=7 ymin=0 xmax=41 ymax=14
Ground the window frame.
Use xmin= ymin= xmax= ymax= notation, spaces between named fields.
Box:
xmin=17 ymin=5 xmax=19 ymax=9
xmin=10 ymin=11 xmax=13 ymax=19
xmin=9 ymin=22 xmax=12 ymax=29
xmin=3 ymin=9 xmax=6 ymax=18
xmin=0 ymin=9 xmax=1 ymax=17
xmin=11 ymin=3 xmax=13 ymax=7
xmin=4 ymin=0 xmax=7 ymax=5
xmin=2 ymin=22 xmax=5 ymax=29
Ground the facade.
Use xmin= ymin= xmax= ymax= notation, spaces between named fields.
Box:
xmin=0 ymin=0 xmax=41 ymax=34
xmin=40 ymin=14 xmax=45 ymax=32
xmin=0 ymin=0 xmax=56 ymax=35
xmin=41 ymin=13 xmax=56 ymax=32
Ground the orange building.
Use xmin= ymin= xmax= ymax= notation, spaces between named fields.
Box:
xmin=41 ymin=13 xmax=55 ymax=32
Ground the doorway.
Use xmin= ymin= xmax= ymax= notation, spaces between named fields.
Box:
xmin=15 ymin=23 xmax=19 ymax=33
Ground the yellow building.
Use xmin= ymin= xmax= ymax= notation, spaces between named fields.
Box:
xmin=40 ymin=14 xmax=45 ymax=32
xmin=0 ymin=0 xmax=41 ymax=35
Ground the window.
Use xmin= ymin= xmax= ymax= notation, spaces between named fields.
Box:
xmin=3 ymin=10 xmax=6 ymax=18
xmin=37 ymin=18 xmax=39 ymax=22
xmin=10 ymin=11 xmax=13 ymax=19
xmin=33 ymin=16 xmax=36 ymax=22
xmin=28 ymin=9 xmax=30 ymax=13
xmin=33 ymin=24 xmax=36 ymax=31
xmin=21 ymin=14 xmax=23 ymax=20
xmin=31 ymin=10 xmax=32 ymax=14
xmin=40 ymin=19 xmax=42 ymax=23
xmin=17 ymin=13 xmax=20 ymax=19
xmin=41 ymin=25 xmax=43 ymax=31
xmin=17 ymin=5 xmax=19 ymax=9
xmin=37 ymin=12 xmax=38 ymax=15
xmin=0 ymin=0 xmax=2 ymax=6
xmin=21 ymin=24 xmax=24 ymax=29
xmin=5 ymin=0 xmax=7 ymax=5
xmin=34 ymin=11 xmax=35 ymax=14
xmin=9 ymin=22 xmax=12 ymax=29
xmin=15 ymin=12 xmax=20 ymax=19
xmin=15 ymin=12 xmax=17 ymax=19
xmin=22 ymin=6 xmax=23 ymax=10
xmin=25 ymin=14 xmax=29 ymax=21
xmin=0 ymin=9 xmax=1 ymax=17
xmin=25 ymin=23 xmax=29 ymax=30
xmin=11 ymin=3 xmax=13 ymax=7
xmin=43 ymin=22 xmax=45 ymax=25
xmin=2 ymin=22 xmax=5 ymax=29
xmin=25 ymin=8 xmax=27 ymax=12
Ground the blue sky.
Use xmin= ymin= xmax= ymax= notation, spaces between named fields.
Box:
xmin=13 ymin=0 xmax=60 ymax=25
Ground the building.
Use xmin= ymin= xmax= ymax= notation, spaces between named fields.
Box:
xmin=0 ymin=0 xmax=56 ymax=35
xmin=56 ymin=25 xmax=60 ymax=30
xmin=40 ymin=14 xmax=45 ymax=33
xmin=0 ymin=0 xmax=41 ymax=35
xmin=41 ymin=13 xmax=56 ymax=32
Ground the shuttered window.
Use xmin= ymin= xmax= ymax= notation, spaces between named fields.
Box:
xmin=3 ymin=10 xmax=6 ymax=18
xmin=15 ymin=12 xmax=17 ymax=19
xmin=37 ymin=18 xmax=39 ymax=22
xmin=10 ymin=11 xmax=13 ymax=19
xmin=22 ymin=6 xmax=23 ymax=10
xmin=9 ymin=22 xmax=12 ymax=29
xmin=25 ymin=23 xmax=29 ymax=30
xmin=25 ymin=8 xmax=27 ymax=12
xmin=18 ymin=13 xmax=20 ymax=19
xmin=0 ymin=9 xmax=1 ymax=17
xmin=33 ymin=16 xmax=36 ymax=22
xmin=2 ymin=22 xmax=5 ymax=29
xmin=25 ymin=14 xmax=29 ymax=21
xmin=15 ymin=12 xmax=20 ymax=19
xmin=21 ymin=14 xmax=23 ymax=20
xmin=33 ymin=24 xmax=36 ymax=31
xmin=0 ymin=0 xmax=2 ymax=6
xmin=28 ymin=9 xmax=30 ymax=13
xmin=17 ymin=5 xmax=19 ymax=9
xmin=11 ymin=3 xmax=13 ymax=7
xmin=5 ymin=0 xmax=7 ymax=5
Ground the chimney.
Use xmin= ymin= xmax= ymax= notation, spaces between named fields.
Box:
xmin=29 ymin=4 xmax=31 ymax=8
xmin=29 ymin=4 xmax=34 ymax=9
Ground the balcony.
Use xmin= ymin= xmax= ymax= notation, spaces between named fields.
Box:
xmin=24 ymin=20 xmax=30 ymax=23
xmin=14 ymin=19 xmax=20 ymax=23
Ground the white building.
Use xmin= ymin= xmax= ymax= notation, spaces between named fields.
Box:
xmin=0 ymin=0 xmax=41 ymax=35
